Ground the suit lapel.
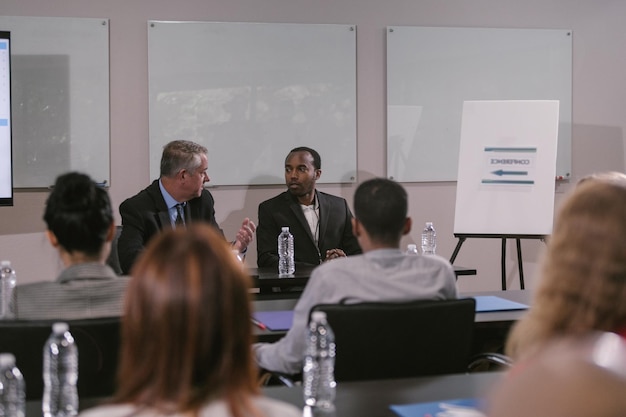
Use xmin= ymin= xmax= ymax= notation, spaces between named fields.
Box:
xmin=147 ymin=180 xmax=174 ymax=230
xmin=316 ymin=191 xmax=329 ymax=246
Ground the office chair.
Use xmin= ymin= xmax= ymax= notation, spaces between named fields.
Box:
xmin=311 ymin=298 xmax=476 ymax=382
xmin=0 ymin=316 xmax=121 ymax=400
xmin=467 ymin=352 xmax=513 ymax=372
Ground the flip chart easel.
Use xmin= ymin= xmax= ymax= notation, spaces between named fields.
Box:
xmin=453 ymin=100 xmax=560 ymax=290
xmin=450 ymin=234 xmax=546 ymax=290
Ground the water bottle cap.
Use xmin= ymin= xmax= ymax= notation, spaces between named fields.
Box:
xmin=407 ymin=244 xmax=417 ymax=251
xmin=311 ymin=311 xmax=327 ymax=322
xmin=281 ymin=226 xmax=289 ymax=232
xmin=52 ymin=322 xmax=69 ymax=334
xmin=425 ymin=222 xmax=433 ymax=227
xmin=0 ymin=353 xmax=16 ymax=366
xmin=1 ymin=260 xmax=11 ymax=267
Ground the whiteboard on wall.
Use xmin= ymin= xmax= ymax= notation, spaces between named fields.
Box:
xmin=0 ymin=16 xmax=110 ymax=188
xmin=454 ymin=100 xmax=559 ymax=236
xmin=148 ymin=21 xmax=357 ymax=186
xmin=387 ymin=26 xmax=572 ymax=182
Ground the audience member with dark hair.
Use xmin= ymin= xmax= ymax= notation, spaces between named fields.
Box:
xmin=505 ymin=179 xmax=626 ymax=360
xmin=254 ymin=177 xmax=457 ymax=374
xmin=256 ymin=146 xmax=361 ymax=268
xmin=79 ymin=225 xmax=300 ymax=417
xmin=13 ymin=172 xmax=129 ymax=319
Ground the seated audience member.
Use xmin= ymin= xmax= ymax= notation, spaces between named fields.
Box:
xmin=254 ymin=177 xmax=457 ymax=374
xmin=256 ymin=146 xmax=361 ymax=268
xmin=505 ymin=179 xmax=626 ymax=361
xmin=117 ymin=140 xmax=255 ymax=274
xmin=13 ymin=172 xmax=129 ymax=320
xmin=79 ymin=225 xmax=300 ymax=417
xmin=488 ymin=332 xmax=626 ymax=417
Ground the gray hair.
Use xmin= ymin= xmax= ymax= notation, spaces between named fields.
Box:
xmin=160 ymin=140 xmax=208 ymax=177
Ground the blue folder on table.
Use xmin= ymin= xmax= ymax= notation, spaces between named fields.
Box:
xmin=390 ymin=398 xmax=484 ymax=417
xmin=471 ymin=295 xmax=528 ymax=312
xmin=253 ymin=310 xmax=294 ymax=331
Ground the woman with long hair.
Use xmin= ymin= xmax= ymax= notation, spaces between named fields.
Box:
xmin=506 ymin=179 xmax=626 ymax=360
xmin=80 ymin=224 xmax=300 ymax=417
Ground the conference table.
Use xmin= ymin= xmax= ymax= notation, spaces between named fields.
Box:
xmin=250 ymin=265 xmax=478 ymax=298
xmin=262 ymin=371 xmax=504 ymax=417
xmin=25 ymin=371 xmax=504 ymax=417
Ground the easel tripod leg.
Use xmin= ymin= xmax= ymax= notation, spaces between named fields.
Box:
xmin=501 ymin=238 xmax=507 ymax=291
xmin=516 ymin=238 xmax=525 ymax=290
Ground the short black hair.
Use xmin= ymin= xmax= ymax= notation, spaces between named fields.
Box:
xmin=288 ymin=147 xmax=321 ymax=170
xmin=44 ymin=172 xmax=113 ymax=256
xmin=353 ymin=178 xmax=408 ymax=245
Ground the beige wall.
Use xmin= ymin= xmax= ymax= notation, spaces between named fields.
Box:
xmin=0 ymin=0 xmax=624 ymax=290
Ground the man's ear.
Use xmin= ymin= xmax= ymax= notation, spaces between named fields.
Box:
xmin=314 ymin=169 xmax=321 ymax=180
xmin=46 ymin=230 xmax=60 ymax=248
xmin=402 ymin=217 xmax=412 ymax=236
xmin=352 ymin=217 xmax=360 ymax=237
xmin=105 ymin=222 xmax=116 ymax=243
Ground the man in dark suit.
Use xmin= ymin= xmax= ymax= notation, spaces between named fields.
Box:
xmin=256 ymin=147 xmax=361 ymax=268
xmin=118 ymin=140 xmax=255 ymax=274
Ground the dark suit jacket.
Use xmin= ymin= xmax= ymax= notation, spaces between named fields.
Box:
xmin=117 ymin=179 xmax=222 ymax=274
xmin=256 ymin=190 xmax=361 ymax=268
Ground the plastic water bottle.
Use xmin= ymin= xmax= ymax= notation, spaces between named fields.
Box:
xmin=0 ymin=353 xmax=25 ymax=417
xmin=303 ymin=311 xmax=336 ymax=414
xmin=42 ymin=323 xmax=78 ymax=417
xmin=421 ymin=222 xmax=437 ymax=255
xmin=0 ymin=261 xmax=17 ymax=319
xmin=278 ymin=227 xmax=295 ymax=276
xmin=406 ymin=244 xmax=419 ymax=255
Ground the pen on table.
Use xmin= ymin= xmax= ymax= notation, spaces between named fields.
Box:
xmin=251 ymin=318 xmax=267 ymax=330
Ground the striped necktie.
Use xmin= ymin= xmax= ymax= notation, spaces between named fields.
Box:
xmin=175 ymin=203 xmax=186 ymax=227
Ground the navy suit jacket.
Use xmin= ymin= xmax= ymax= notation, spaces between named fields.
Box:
xmin=256 ymin=190 xmax=361 ymax=268
xmin=117 ymin=180 xmax=222 ymax=274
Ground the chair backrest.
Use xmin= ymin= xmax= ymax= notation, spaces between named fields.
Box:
xmin=0 ymin=316 xmax=121 ymax=400
xmin=311 ymin=298 xmax=476 ymax=382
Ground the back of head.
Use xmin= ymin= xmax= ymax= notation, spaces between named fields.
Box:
xmin=506 ymin=180 xmax=626 ymax=359
xmin=489 ymin=332 xmax=626 ymax=417
xmin=115 ymin=224 xmax=258 ymax=413
xmin=43 ymin=172 xmax=113 ymax=256
xmin=577 ymin=170 xmax=626 ymax=186
xmin=353 ymin=178 xmax=407 ymax=245
xmin=160 ymin=140 xmax=207 ymax=177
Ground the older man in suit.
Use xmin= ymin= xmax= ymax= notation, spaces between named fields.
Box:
xmin=256 ymin=147 xmax=361 ymax=269
xmin=117 ymin=140 xmax=255 ymax=274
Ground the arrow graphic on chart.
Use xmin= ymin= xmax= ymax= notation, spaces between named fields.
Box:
xmin=491 ymin=170 xmax=528 ymax=176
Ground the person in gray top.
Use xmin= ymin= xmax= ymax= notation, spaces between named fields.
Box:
xmin=254 ymin=177 xmax=458 ymax=374
xmin=13 ymin=172 xmax=130 ymax=320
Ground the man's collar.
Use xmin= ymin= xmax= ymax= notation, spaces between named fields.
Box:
xmin=159 ymin=179 xmax=182 ymax=209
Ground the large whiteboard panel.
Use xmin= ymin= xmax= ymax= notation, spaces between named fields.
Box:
xmin=454 ymin=100 xmax=559 ymax=235
xmin=0 ymin=16 xmax=110 ymax=187
xmin=149 ymin=21 xmax=357 ymax=185
xmin=387 ymin=26 xmax=572 ymax=182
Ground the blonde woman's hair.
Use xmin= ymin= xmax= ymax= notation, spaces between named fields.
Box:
xmin=506 ymin=180 xmax=626 ymax=360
